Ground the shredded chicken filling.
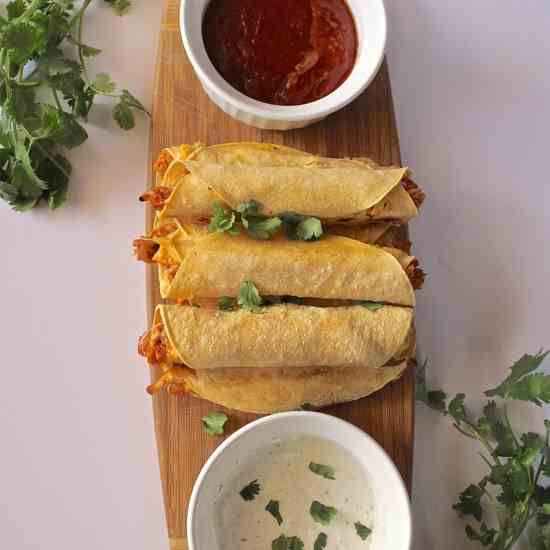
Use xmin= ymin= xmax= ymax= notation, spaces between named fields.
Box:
xmin=139 ymin=186 xmax=172 ymax=209
xmin=402 ymin=178 xmax=426 ymax=207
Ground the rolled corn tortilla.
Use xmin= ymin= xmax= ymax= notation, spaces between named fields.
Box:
xmin=146 ymin=363 xmax=409 ymax=413
xmin=143 ymin=303 xmax=415 ymax=370
xmin=133 ymin=222 xmax=423 ymax=303
xmin=156 ymin=231 xmax=417 ymax=305
xmin=160 ymin=161 xmax=414 ymax=225
xmin=143 ymin=142 xmax=422 ymax=225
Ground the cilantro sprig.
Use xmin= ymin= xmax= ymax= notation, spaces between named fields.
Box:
xmin=0 ymin=0 xmax=148 ymax=211
xmin=208 ymin=200 xmax=324 ymax=241
xmin=417 ymin=351 xmax=550 ymax=550
xmin=208 ymin=199 xmax=281 ymax=239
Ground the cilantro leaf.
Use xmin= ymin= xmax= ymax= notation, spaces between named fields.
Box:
xmin=246 ymin=217 xmax=282 ymax=240
xmin=81 ymin=44 xmax=102 ymax=57
xmin=93 ymin=73 xmax=117 ymax=94
xmin=448 ymin=393 xmax=467 ymax=424
xmin=477 ymin=401 xmax=516 ymax=457
xmin=265 ymin=500 xmax=283 ymax=525
xmin=281 ymin=212 xmax=323 ymax=241
xmin=485 ymin=351 xmax=550 ymax=405
xmin=310 ymin=501 xmax=337 ymax=526
xmin=272 ymin=535 xmax=304 ymax=550
xmin=218 ymin=296 xmax=237 ymax=311
xmin=414 ymin=360 xmax=448 ymax=414
xmin=296 ymin=217 xmax=323 ymax=240
xmin=237 ymin=280 xmax=263 ymax=312
xmin=201 ymin=411 xmax=228 ymax=436
xmin=6 ymin=0 xmax=26 ymax=20
xmin=236 ymin=199 xmax=262 ymax=219
xmin=309 ymin=462 xmax=336 ymax=480
xmin=239 ymin=479 xmax=260 ymax=501
xmin=208 ymin=201 xmax=238 ymax=234
xmin=453 ymin=484 xmax=484 ymax=521
xmin=354 ymin=522 xmax=372 ymax=541
xmin=113 ymin=99 xmax=135 ymax=130
xmin=465 ymin=523 xmax=497 ymax=547
xmin=313 ymin=533 xmax=327 ymax=550
xmin=360 ymin=301 xmax=384 ymax=312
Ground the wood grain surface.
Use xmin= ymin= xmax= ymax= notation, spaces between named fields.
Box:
xmin=147 ymin=2 xmax=414 ymax=548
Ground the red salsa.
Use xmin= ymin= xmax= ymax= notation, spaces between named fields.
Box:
xmin=202 ymin=0 xmax=358 ymax=106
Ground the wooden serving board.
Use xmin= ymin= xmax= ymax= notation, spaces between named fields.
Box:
xmin=147 ymin=1 xmax=414 ymax=548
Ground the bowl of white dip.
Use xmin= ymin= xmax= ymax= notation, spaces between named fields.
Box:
xmin=188 ymin=411 xmax=411 ymax=550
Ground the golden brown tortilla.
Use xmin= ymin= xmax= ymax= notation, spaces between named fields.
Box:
xmin=158 ymin=230 xmax=415 ymax=306
xmin=157 ymin=303 xmax=415 ymax=370
xmin=147 ymin=363 xmax=409 ymax=413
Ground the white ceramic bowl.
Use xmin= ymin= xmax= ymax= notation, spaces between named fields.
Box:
xmin=180 ymin=0 xmax=387 ymax=130
xmin=187 ymin=411 xmax=411 ymax=550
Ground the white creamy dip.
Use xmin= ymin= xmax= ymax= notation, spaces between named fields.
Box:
xmin=213 ymin=435 xmax=375 ymax=549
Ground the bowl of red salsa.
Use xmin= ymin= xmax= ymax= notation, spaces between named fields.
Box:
xmin=181 ymin=0 xmax=387 ymax=130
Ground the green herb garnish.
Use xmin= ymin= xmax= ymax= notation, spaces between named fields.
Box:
xmin=313 ymin=533 xmax=327 ymax=550
xmin=310 ymin=501 xmax=337 ymax=526
xmin=309 ymin=462 xmax=336 ymax=480
xmin=271 ymin=534 xmax=304 ymax=550
xmin=208 ymin=201 xmax=239 ymax=235
xmin=281 ymin=212 xmax=324 ymax=241
xmin=296 ymin=217 xmax=323 ymax=241
xmin=236 ymin=199 xmax=262 ymax=221
xmin=300 ymin=402 xmax=315 ymax=410
xmin=239 ymin=479 xmax=260 ymax=501
xmin=417 ymin=351 xmax=550 ymax=549
xmin=201 ymin=411 xmax=228 ymax=436
xmin=218 ymin=296 xmax=237 ymax=311
xmin=354 ymin=522 xmax=372 ymax=541
xmin=209 ymin=199 xmax=282 ymax=239
xmin=247 ymin=217 xmax=283 ymax=240
xmin=237 ymin=280 xmax=263 ymax=312
xmin=265 ymin=500 xmax=283 ymax=525
xmin=360 ymin=301 xmax=385 ymax=312
xmin=0 ymin=0 xmax=147 ymax=212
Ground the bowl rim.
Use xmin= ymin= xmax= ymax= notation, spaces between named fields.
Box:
xmin=187 ymin=410 xmax=411 ymax=550
xmin=180 ymin=0 xmax=387 ymax=123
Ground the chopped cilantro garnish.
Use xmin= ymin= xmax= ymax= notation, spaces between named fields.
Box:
xmin=237 ymin=280 xmax=263 ymax=312
xmin=300 ymin=402 xmax=315 ymax=410
xmin=218 ymin=296 xmax=237 ymax=311
xmin=281 ymin=212 xmax=324 ymax=241
xmin=239 ymin=479 xmax=260 ymax=501
xmin=247 ymin=217 xmax=283 ymax=240
xmin=201 ymin=411 xmax=228 ymax=436
xmin=310 ymin=501 xmax=337 ymax=525
xmin=354 ymin=522 xmax=372 ymax=540
xmin=271 ymin=534 xmax=304 ymax=550
xmin=296 ymin=217 xmax=323 ymax=241
xmin=309 ymin=462 xmax=336 ymax=480
xmin=265 ymin=500 xmax=283 ymax=525
xmin=313 ymin=533 xmax=327 ymax=550
xmin=208 ymin=201 xmax=239 ymax=235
